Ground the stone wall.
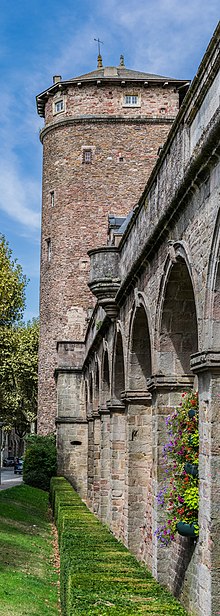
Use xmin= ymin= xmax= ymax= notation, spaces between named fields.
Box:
xmin=77 ymin=26 xmax=220 ymax=616
xmin=38 ymin=24 xmax=220 ymax=616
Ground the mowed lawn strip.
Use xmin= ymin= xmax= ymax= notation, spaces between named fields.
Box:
xmin=52 ymin=477 xmax=189 ymax=616
xmin=0 ymin=484 xmax=60 ymax=616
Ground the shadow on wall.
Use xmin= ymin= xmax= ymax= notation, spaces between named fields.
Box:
xmin=172 ymin=536 xmax=196 ymax=598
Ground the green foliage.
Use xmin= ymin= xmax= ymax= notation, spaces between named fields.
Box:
xmin=0 ymin=234 xmax=26 ymax=326
xmin=23 ymin=434 xmax=57 ymax=491
xmin=51 ymin=477 xmax=188 ymax=616
xmin=184 ymin=484 xmax=199 ymax=510
xmin=0 ymin=484 xmax=59 ymax=615
xmin=155 ymin=391 xmax=199 ymax=545
xmin=0 ymin=318 xmax=39 ymax=428
xmin=0 ymin=236 xmax=38 ymax=431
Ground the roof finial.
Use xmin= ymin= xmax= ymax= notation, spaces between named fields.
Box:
xmin=97 ymin=54 xmax=103 ymax=68
xmin=94 ymin=38 xmax=104 ymax=68
xmin=120 ymin=54 xmax=125 ymax=67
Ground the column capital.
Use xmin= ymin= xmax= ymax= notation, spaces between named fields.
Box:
xmin=99 ymin=404 xmax=111 ymax=416
xmin=121 ymin=390 xmax=151 ymax=404
xmin=191 ymin=350 xmax=220 ymax=374
xmin=106 ymin=398 xmax=125 ymax=413
xmin=147 ymin=374 xmax=194 ymax=392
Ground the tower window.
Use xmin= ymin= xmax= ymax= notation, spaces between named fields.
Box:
xmin=54 ymin=99 xmax=64 ymax=114
xmin=123 ymin=94 xmax=140 ymax=107
xmin=50 ymin=191 xmax=54 ymax=207
xmin=46 ymin=238 xmax=51 ymax=262
xmin=82 ymin=149 xmax=92 ymax=164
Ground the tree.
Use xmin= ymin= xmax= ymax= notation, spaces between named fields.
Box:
xmin=0 ymin=319 xmax=39 ymax=429
xmin=0 ymin=235 xmax=38 ymax=438
xmin=0 ymin=234 xmax=26 ymax=326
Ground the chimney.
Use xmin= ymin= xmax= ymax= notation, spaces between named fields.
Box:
xmin=53 ymin=75 xmax=62 ymax=84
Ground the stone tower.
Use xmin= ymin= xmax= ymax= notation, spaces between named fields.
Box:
xmin=36 ymin=56 xmax=188 ymax=437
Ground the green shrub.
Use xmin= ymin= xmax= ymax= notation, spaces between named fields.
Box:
xmin=51 ymin=477 xmax=188 ymax=616
xmin=23 ymin=434 xmax=57 ymax=491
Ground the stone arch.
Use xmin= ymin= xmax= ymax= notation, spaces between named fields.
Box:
xmin=128 ymin=298 xmax=152 ymax=390
xmin=204 ymin=211 xmax=220 ymax=349
xmin=112 ymin=325 xmax=125 ymax=401
xmin=157 ymin=248 xmax=198 ymax=376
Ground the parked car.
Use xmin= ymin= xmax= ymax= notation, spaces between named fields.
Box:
xmin=3 ymin=456 xmax=15 ymax=467
xmin=14 ymin=458 xmax=23 ymax=474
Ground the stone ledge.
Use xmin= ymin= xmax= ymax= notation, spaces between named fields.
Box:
xmin=40 ymin=115 xmax=175 ymax=141
xmin=55 ymin=416 xmax=88 ymax=425
xmin=54 ymin=367 xmax=82 ymax=379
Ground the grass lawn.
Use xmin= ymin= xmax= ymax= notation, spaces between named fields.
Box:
xmin=0 ymin=484 xmax=60 ymax=616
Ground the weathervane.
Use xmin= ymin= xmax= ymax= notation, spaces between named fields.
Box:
xmin=94 ymin=38 xmax=104 ymax=56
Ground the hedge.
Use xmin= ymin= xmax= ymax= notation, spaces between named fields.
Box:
xmin=23 ymin=434 xmax=57 ymax=491
xmin=50 ymin=477 xmax=188 ymax=616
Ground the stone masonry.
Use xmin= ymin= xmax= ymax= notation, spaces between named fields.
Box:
xmin=37 ymin=24 xmax=220 ymax=616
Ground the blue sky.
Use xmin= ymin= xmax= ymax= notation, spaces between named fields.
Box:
xmin=0 ymin=1 xmax=219 ymax=322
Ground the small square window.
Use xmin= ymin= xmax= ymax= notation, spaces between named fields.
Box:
xmin=124 ymin=95 xmax=139 ymax=106
xmin=54 ymin=99 xmax=64 ymax=114
xmin=82 ymin=149 xmax=92 ymax=164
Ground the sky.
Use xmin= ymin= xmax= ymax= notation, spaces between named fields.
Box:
xmin=0 ymin=1 xmax=219 ymax=322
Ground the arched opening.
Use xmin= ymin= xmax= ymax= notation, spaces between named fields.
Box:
xmin=159 ymin=259 xmax=198 ymax=375
xmin=85 ymin=381 xmax=88 ymax=415
xmin=113 ymin=331 xmax=125 ymax=400
xmin=89 ymin=373 xmax=93 ymax=413
xmin=94 ymin=362 xmax=100 ymax=411
xmin=127 ymin=304 xmax=152 ymax=564
xmin=102 ymin=350 xmax=110 ymax=405
xmin=129 ymin=305 xmax=152 ymax=389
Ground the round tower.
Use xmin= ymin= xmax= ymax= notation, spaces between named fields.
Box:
xmin=36 ymin=56 xmax=188 ymax=434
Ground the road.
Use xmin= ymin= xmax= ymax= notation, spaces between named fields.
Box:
xmin=0 ymin=467 xmax=23 ymax=490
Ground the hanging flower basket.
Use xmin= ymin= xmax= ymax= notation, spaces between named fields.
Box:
xmin=184 ymin=462 xmax=198 ymax=477
xmin=176 ymin=521 xmax=198 ymax=538
xmin=188 ymin=408 xmax=197 ymax=419
xmin=154 ymin=391 xmax=199 ymax=546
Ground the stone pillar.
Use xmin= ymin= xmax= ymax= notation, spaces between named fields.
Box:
xmin=99 ymin=407 xmax=111 ymax=523
xmin=107 ymin=400 xmax=126 ymax=540
xmin=125 ymin=391 xmax=152 ymax=567
xmin=191 ymin=351 xmax=220 ymax=616
xmin=148 ymin=375 xmax=197 ymax=588
xmin=92 ymin=411 xmax=101 ymax=515
xmin=56 ymin=342 xmax=88 ymax=500
xmin=87 ymin=417 xmax=94 ymax=506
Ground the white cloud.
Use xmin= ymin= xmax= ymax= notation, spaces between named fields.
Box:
xmin=0 ymin=155 xmax=41 ymax=230
xmin=0 ymin=81 xmax=42 ymax=233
